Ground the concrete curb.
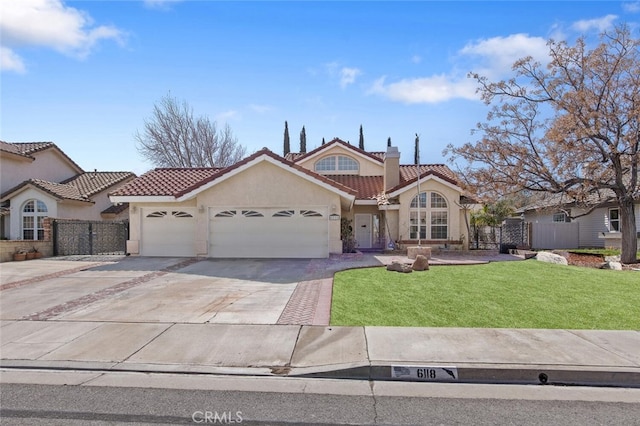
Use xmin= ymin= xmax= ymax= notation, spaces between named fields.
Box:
xmin=3 ymin=360 xmax=639 ymax=389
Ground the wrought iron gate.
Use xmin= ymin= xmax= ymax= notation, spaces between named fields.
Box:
xmin=53 ymin=219 xmax=128 ymax=256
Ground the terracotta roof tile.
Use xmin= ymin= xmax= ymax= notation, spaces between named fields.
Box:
xmin=62 ymin=172 xmax=135 ymax=197
xmin=290 ymin=138 xmax=384 ymax=164
xmin=326 ymin=175 xmax=383 ymax=199
xmin=110 ymin=168 xmax=223 ymax=197
xmin=2 ymin=172 xmax=136 ymax=202
xmin=0 ymin=141 xmax=83 ymax=172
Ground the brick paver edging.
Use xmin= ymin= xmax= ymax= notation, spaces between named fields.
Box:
xmin=0 ymin=263 xmax=108 ymax=292
xmin=21 ymin=258 xmax=201 ymax=321
xmin=277 ymin=278 xmax=333 ymax=326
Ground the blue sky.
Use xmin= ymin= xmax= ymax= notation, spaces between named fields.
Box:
xmin=2 ymin=1 xmax=639 ymax=175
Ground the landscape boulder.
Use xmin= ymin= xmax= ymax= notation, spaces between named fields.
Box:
xmin=387 ymin=261 xmax=413 ymax=273
xmin=536 ymin=251 xmax=568 ymax=266
xmin=411 ymin=254 xmax=430 ymax=271
xmin=604 ymin=261 xmax=623 ymax=271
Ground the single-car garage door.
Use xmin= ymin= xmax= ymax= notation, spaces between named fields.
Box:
xmin=209 ymin=207 xmax=328 ymax=258
xmin=141 ymin=208 xmax=196 ymax=256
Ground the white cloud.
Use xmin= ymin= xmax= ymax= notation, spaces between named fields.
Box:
xmin=215 ymin=110 xmax=239 ymax=122
xmin=368 ymin=75 xmax=479 ymax=104
xmin=411 ymin=55 xmax=422 ymax=64
xmin=370 ymin=33 xmax=548 ymax=104
xmin=0 ymin=0 xmax=125 ymax=72
xmin=622 ymin=2 xmax=640 ymax=13
xmin=460 ymin=33 xmax=549 ymax=74
xmin=143 ymin=0 xmax=185 ymax=11
xmin=0 ymin=46 xmax=26 ymax=73
xmin=571 ymin=14 xmax=618 ymax=33
xmin=248 ymin=104 xmax=273 ymax=114
xmin=339 ymin=67 xmax=361 ymax=88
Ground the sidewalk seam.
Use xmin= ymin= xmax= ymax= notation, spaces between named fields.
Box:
xmin=566 ymin=330 xmax=640 ymax=367
xmin=119 ymin=323 xmax=176 ymax=364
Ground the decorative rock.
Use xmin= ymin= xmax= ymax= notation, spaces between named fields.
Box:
xmin=386 ymin=261 xmax=413 ymax=273
xmin=412 ymin=255 xmax=430 ymax=271
xmin=604 ymin=261 xmax=623 ymax=271
xmin=536 ymin=251 xmax=568 ymax=266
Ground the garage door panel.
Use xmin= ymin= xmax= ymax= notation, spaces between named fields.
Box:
xmin=142 ymin=209 xmax=196 ymax=257
xmin=209 ymin=207 xmax=328 ymax=258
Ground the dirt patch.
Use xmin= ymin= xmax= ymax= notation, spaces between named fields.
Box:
xmin=552 ymin=251 xmax=606 ymax=268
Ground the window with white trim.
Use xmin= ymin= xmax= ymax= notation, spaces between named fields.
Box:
xmin=409 ymin=192 xmax=448 ymax=240
xmin=553 ymin=212 xmax=569 ymax=223
xmin=22 ymin=199 xmax=48 ymax=240
xmin=314 ymin=155 xmax=359 ymax=173
xmin=608 ymin=208 xmax=620 ymax=231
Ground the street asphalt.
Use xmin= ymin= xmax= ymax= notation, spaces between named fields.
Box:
xmin=0 ymin=253 xmax=639 ymax=388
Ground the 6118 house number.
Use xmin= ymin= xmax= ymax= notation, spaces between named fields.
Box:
xmin=391 ymin=365 xmax=459 ymax=381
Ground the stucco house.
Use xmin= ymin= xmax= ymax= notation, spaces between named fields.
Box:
xmin=109 ymin=138 xmax=473 ymax=258
xmin=0 ymin=141 xmax=136 ymax=241
xmin=520 ymin=192 xmax=640 ymax=250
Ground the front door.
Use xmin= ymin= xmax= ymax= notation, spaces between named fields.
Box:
xmin=355 ymin=214 xmax=372 ymax=249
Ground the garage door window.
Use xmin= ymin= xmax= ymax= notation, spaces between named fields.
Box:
xmin=301 ymin=210 xmax=323 ymax=217
xmin=242 ymin=210 xmax=264 ymax=217
xmin=146 ymin=211 xmax=193 ymax=218
xmin=215 ymin=210 xmax=236 ymax=218
xmin=273 ymin=210 xmax=295 ymax=217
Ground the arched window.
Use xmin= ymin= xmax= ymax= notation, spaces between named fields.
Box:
xmin=409 ymin=192 xmax=448 ymax=240
xmin=22 ymin=199 xmax=48 ymax=240
xmin=314 ymin=155 xmax=359 ymax=173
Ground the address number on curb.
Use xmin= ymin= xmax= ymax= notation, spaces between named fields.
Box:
xmin=391 ymin=365 xmax=459 ymax=381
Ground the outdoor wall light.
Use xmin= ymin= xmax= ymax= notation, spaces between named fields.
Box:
xmin=329 ymin=213 xmax=340 ymax=221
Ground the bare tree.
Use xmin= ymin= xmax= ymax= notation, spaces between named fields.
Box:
xmin=446 ymin=25 xmax=639 ymax=263
xmin=135 ymin=94 xmax=246 ymax=168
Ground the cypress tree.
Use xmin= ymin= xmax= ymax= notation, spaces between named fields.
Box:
xmin=283 ymin=121 xmax=290 ymax=155
xmin=359 ymin=125 xmax=364 ymax=150
xmin=300 ymin=126 xmax=307 ymax=153
xmin=387 ymin=137 xmax=391 ymax=147
xmin=322 ymin=137 xmax=326 ymax=145
xmin=414 ymin=134 xmax=420 ymax=165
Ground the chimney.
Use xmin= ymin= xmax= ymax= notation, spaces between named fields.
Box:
xmin=384 ymin=146 xmax=400 ymax=191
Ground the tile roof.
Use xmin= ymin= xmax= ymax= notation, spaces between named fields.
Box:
xmin=110 ymin=168 xmax=223 ymax=197
xmin=111 ymin=149 xmax=358 ymax=199
xmin=0 ymin=141 xmax=84 ymax=172
xmin=1 ymin=172 xmax=135 ymax=202
xmin=289 ymin=138 xmax=385 ymax=164
xmin=62 ymin=172 xmax=135 ymax=198
xmin=326 ymin=175 xmax=383 ymax=199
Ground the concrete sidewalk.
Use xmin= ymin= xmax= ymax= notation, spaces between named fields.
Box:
xmin=1 ymin=253 xmax=639 ymax=388
xmin=1 ymin=320 xmax=639 ymax=387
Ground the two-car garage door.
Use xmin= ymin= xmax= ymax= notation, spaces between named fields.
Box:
xmin=140 ymin=206 xmax=329 ymax=258
xmin=209 ymin=207 xmax=329 ymax=258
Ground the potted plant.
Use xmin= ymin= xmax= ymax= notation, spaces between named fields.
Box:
xmin=13 ymin=249 xmax=27 ymax=261
xmin=32 ymin=247 xmax=43 ymax=259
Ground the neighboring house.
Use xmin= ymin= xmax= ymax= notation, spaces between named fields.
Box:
xmin=0 ymin=141 xmax=136 ymax=240
xmin=109 ymin=138 xmax=474 ymax=258
xmin=520 ymin=192 xmax=640 ymax=250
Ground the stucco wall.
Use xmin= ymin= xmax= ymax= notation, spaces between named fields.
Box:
xmin=396 ymin=178 xmax=465 ymax=245
xmin=127 ymin=160 xmax=345 ymax=256
xmin=295 ymin=145 xmax=383 ymax=177
xmin=1 ymin=149 xmax=80 ymax=194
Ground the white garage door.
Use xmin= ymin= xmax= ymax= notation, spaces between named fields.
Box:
xmin=141 ymin=208 xmax=196 ymax=256
xmin=209 ymin=207 xmax=328 ymax=258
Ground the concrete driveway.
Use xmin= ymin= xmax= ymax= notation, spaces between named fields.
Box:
xmin=0 ymin=256 xmax=382 ymax=326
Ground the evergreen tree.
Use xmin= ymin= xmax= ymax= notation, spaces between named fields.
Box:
xmin=300 ymin=125 xmax=307 ymax=153
xmin=414 ymin=134 xmax=420 ymax=165
xmin=322 ymin=137 xmax=326 ymax=145
xmin=387 ymin=137 xmax=391 ymax=147
xmin=283 ymin=121 xmax=290 ymax=155
xmin=358 ymin=125 xmax=364 ymax=150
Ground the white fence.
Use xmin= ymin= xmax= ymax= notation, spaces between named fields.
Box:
xmin=530 ymin=222 xmax=579 ymax=249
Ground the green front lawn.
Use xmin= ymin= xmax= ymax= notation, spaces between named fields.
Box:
xmin=331 ymin=260 xmax=640 ymax=329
